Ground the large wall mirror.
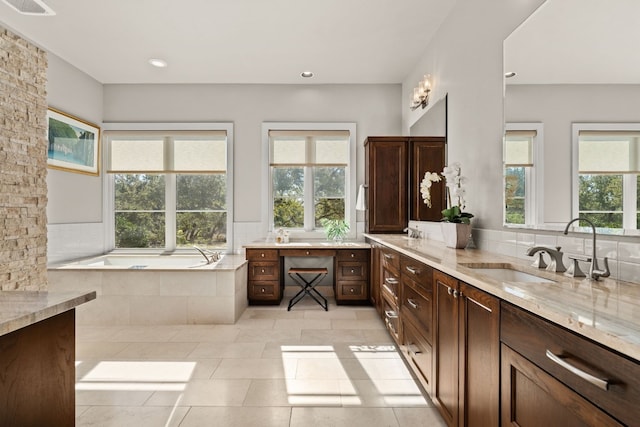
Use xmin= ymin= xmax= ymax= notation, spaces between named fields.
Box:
xmin=504 ymin=0 xmax=640 ymax=236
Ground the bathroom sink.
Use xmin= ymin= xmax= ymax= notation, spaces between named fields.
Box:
xmin=461 ymin=263 xmax=554 ymax=283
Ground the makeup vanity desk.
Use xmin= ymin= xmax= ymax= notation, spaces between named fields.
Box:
xmin=243 ymin=241 xmax=371 ymax=305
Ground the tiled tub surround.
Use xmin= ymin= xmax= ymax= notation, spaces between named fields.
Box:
xmin=365 ymin=234 xmax=640 ymax=362
xmin=408 ymin=220 xmax=640 ymax=284
xmin=48 ymin=254 xmax=248 ymax=326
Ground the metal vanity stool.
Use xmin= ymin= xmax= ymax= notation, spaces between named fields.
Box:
xmin=287 ymin=267 xmax=328 ymax=311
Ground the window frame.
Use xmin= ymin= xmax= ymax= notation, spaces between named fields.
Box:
xmin=504 ymin=122 xmax=544 ymax=227
xmin=262 ymin=122 xmax=357 ymax=239
xmin=572 ymin=123 xmax=639 ymax=230
xmin=103 ymin=122 xmax=234 ymax=253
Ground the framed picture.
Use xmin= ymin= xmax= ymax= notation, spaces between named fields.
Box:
xmin=47 ymin=108 xmax=100 ymax=176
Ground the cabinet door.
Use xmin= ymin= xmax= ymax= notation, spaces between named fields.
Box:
xmin=459 ymin=283 xmax=500 ymax=427
xmin=365 ymin=138 xmax=408 ymax=232
xmin=433 ymin=270 xmax=459 ymax=427
xmin=410 ymin=138 xmax=446 ymax=221
xmin=501 ymin=344 xmax=623 ymax=427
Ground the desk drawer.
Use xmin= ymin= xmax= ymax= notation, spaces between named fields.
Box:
xmin=248 ymin=281 xmax=279 ymax=300
xmin=249 ymin=262 xmax=279 ymax=281
xmin=279 ymin=249 xmax=336 ymax=257
xmin=336 ymin=281 xmax=367 ymax=300
xmin=246 ymin=249 xmax=279 ymax=261
xmin=336 ymin=249 xmax=369 ymax=261
xmin=336 ymin=261 xmax=368 ymax=281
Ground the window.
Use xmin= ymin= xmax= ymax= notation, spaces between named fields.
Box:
xmin=264 ymin=123 xmax=356 ymax=236
xmin=504 ymin=124 xmax=543 ymax=226
xmin=573 ymin=124 xmax=640 ymax=230
xmin=104 ymin=124 xmax=233 ymax=251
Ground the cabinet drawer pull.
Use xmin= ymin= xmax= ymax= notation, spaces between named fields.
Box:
xmin=261 ymin=288 xmax=266 ymax=293
xmin=406 ymin=298 xmax=419 ymax=309
xmin=261 ymin=268 xmax=265 ymax=273
xmin=350 ymin=253 xmax=355 ymax=258
xmin=384 ymin=310 xmax=398 ymax=319
xmin=406 ymin=266 xmax=419 ymax=275
xmin=384 ymin=277 xmax=399 ymax=285
xmin=407 ymin=344 xmax=422 ymax=356
xmin=351 ymin=269 xmax=355 ymax=273
xmin=261 ymin=253 xmax=265 ymax=257
xmin=447 ymin=287 xmax=453 ymax=296
xmin=383 ymin=254 xmax=394 ymax=260
xmin=545 ymin=350 xmax=609 ymax=391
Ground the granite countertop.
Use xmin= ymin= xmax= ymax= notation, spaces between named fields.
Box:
xmin=244 ymin=240 xmax=371 ymax=249
xmin=365 ymin=233 xmax=640 ymax=363
xmin=0 ymin=290 xmax=96 ymax=337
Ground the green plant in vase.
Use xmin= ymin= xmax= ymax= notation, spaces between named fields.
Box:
xmin=321 ymin=219 xmax=350 ymax=243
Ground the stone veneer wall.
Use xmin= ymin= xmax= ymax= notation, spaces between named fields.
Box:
xmin=0 ymin=27 xmax=48 ymax=290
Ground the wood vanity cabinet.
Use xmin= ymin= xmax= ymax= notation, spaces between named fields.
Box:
xmin=364 ymin=136 xmax=445 ymax=233
xmin=380 ymin=245 xmax=402 ymax=343
xmin=399 ymin=254 xmax=434 ymax=393
xmin=369 ymin=242 xmax=384 ymax=315
xmin=334 ymin=249 xmax=369 ymax=304
xmin=433 ymin=270 xmax=500 ymax=427
xmin=246 ymin=249 xmax=282 ymax=304
xmin=501 ymin=303 xmax=640 ymax=427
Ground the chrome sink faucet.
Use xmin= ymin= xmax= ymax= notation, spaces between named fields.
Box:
xmin=403 ymin=227 xmax=422 ymax=239
xmin=526 ymin=246 xmax=566 ymax=272
xmin=563 ymin=218 xmax=610 ymax=281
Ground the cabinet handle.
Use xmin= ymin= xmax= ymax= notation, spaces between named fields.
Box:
xmin=351 ymin=253 xmax=355 ymax=258
xmin=407 ymin=344 xmax=422 ymax=356
xmin=350 ymin=288 xmax=355 ymax=293
xmin=385 ymin=277 xmax=399 ymax=285
xmin=406 ymin=266 xmax=419 ymax=275
xmin=261 ymin=268 xmax=265 ymax=273
xmin=545 ymin=350 xmax=609 ymax=391
xmin=306 ymin=251 xmax=310 ymax=255
xmin=406 ymin=298 xmax=419 ymax=309
xmin=261 ymin=253 xmax=265 ymax=257
xmin=383 ymin=254 xmax=394 ymax=260
xmin=261 ymin=288 xmax=266 ymax=293
xmin=350 ymin=269 xmax=355 ymax=273
xmin=384 ymin=310 xmax=398 ymax=319
xmin=453 ymin=290 xmax=460 ymax=299
xmin=447 ymin=287 xmax=453 ymax=296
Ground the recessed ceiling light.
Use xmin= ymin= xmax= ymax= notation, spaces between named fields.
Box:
xmin=149 ymin=58 xmax=168 ymax=68
xmin=301 ymin=71 xmax=314 ymax=78
xmin=2 ymin=0 xmax=55 ymax=15
xmin=504 ymin=71 xmax=517 ymax=78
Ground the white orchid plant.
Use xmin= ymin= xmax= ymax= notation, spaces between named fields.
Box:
xmin=420 ymin=162 xmax=474 ymax=224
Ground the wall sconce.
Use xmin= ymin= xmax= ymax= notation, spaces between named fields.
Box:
xmin=410 ymin=74 xmax=432 ymax=110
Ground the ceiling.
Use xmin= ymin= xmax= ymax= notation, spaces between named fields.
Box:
xmin=0 ymin=0 xmax=456 ymax=85
xmin=505 ymin=0 xmax=640 ymax=85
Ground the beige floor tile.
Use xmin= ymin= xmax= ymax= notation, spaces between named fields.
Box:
xmin=300 ymin=329 xmax=367 ymax=345
xmin=290 ymin=407 xmax=400 ymax=427
xmin=355 ymin=310 xmax=383 ymax=320
xmin=393 ymin=407 xmax=448 ymax=427
xmin=340 ymin=358 xmax=416 ymax=381
xmin=147 ymin=379 xmax=251 ymax=406
xmin=235 ymin=328 xmax=302 ymax=343
xmin=363 ymin=329 xmax=396 ymax=344
xmin=109 ymin=325 xmax=183 ymax=342
xmin=243 ymin=378 xmax=344 ymax=407
xmin=212 ymin=358 xmax=298 ymax=379
xmin=340 ymin=379 xmax=428 ymax=407
xmin=114 ymin=342 xmax=199 ymax=360
xmin=331 ymin=318 xmax=385 ymax=330
xmin=245 ymin=309 xmax=305 ymax=320
xmin=179 ymin=406 xmax=291 ymax=427
xmin=76 ymin=341 xmax=131 ymax=359
xmin=261 ymin=342 xmax=345 ymax=359
xmin=76 ymin=405 xmax=188 ymax=427
xmin=274 ymin=318 xmax=332 ymax=330
xmin=295 ymin=358 xmax=354 ymax=380
xmin=233 ymin=317 xmax=276 ymax=329
xmin=76 ymin=326 xmax=124 ymax=342
xmin=168 ymin=326 xmax=240 ymax=343
xmin=76 ymin=389 xmax=154 ymax=407
xmin=188 ymin=342 xmax=265 ymax=359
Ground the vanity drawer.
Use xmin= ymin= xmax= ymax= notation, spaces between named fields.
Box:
xmin=401 ymin=279 xmax=433 ymax=343
xmin=501 ymin=303 xmax=640 ymax=426
xmin=248 ymin=262 xmax=279 ymax=281
xmin=402 ymin=315 xmax=433 ymax=391
xmin=380 ymin=247 xmax=400 ymax=273
xmin=248 ymin=281 xmax=279 ymax=300
xmin=400 ymin=255 xmax=432 ymax=287
xmin=336 ymin=261 xmax=367 ymax=281
xmin=279 ymin=249 xmax=336 ymax=258
xmin=336 ymin=281 xmax=366 ymax=300
xmin=336 ymin=249 xmax=369 ymax=261
xmin=246 ymin=249 xmax=279 ymax=261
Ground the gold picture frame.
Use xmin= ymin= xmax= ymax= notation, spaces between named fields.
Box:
xmin=47 ymin=108 xmax=100 ymax=176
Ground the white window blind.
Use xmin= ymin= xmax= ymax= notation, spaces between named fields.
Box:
xmin=578 ymin=131 xmax=640 ymax=174
xmin=270 ymin=130 xmax=349 ymax=167
xmin=504 ymin=130 xmax=535 ymax=167
xmin=107 ymin=131 xmax=227 ymax=173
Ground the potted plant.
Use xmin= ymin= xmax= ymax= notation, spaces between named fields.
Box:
xmin=321 ymin=218 xmax=350 ymax=243
xmin=421 ymin=163 xmax=474 ymax=248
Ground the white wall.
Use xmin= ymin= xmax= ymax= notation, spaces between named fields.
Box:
xmin=506 ymin=83 xmax=640 ymax=224
xmin=402 ymin=0 xmax=546 ymax=231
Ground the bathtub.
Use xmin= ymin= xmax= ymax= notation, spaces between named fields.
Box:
xmin=48 ymin=253 xmax=248 ymax=326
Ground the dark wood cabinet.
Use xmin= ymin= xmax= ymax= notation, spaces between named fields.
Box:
xmin=364 ymin=136 xmax=445 ymax=233
xmin=335 ymin=249 xmax=369 ymax=304
xmin=246 ymin=249 xmax=283 ymax=304
xmin=501 ymin=303 xmax=639 ymax=427
xmin=380 ymin=246 xmax=402 ymax=344
xmin=369 ymin=242 xmax=383 ymax=315
xmin=433 ymin=270 xmax=500 ymax=427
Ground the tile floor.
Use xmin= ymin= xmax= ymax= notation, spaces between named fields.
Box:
xmin=75 ymin=296 xmax=446 ymax=426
